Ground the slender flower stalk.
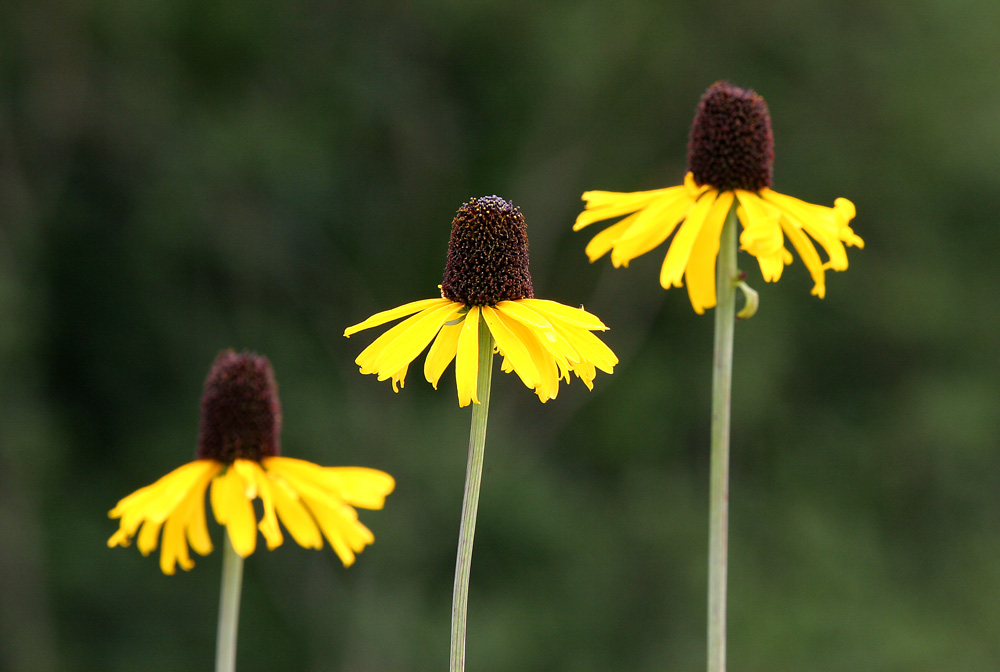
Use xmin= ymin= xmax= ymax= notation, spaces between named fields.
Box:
xmin=574 ymin=83 xmax=863 ymax=671
xmin=707 ymin=208 xmax=737 ymax=672
xmin=346 ymin=197 xmax=617 ymax=669
xmin=215 ymin=538 xmax=244 ymax=672
xmin=108 ymin=351 xmax=394 ymax=670
xmin=450 ymin=321 xmax=494 ymax=672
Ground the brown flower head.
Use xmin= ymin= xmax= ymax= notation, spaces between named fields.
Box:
xmin=440 ymin=195 xmax=534 ymax=306
xmin=687 ymin=81 xmax=775 ymax=192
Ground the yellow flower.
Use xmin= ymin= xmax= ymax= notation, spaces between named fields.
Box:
xmin=345 ymin=196 xmax=617 ymax=406
xmin=574 ymin=82 xmax=864 ymax=314
xmin=108 ymin=351 xmax=394 ymax=574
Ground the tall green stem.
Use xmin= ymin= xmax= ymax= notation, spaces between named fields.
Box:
xmin=708 ymin=207 xmax=738 ymax=672
xmin=215 ymin=535 xmax=244 ymax=672
xmin=450 ymin=319 xmax=495 ymax=672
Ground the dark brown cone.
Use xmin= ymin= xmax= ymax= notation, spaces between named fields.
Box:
xmin=687 ymin=81 xmax=774 ymax=192
xmin=196 ymin=350 xmax=282 ymax=462
xmin=440 ymin=196 xmax=534 ymax=306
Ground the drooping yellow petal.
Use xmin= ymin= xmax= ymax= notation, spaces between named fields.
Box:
xmin=423 ymin=320 xmax=462 ymax=389
xmin=158 ymin=463 xmax=219 ymax=573
xmin=496 ymin=301 xmax=580 ymax=364
xmin=109 ymin=460 xmax=219 ymax=529
xmin=660 ymin=189 xmax=719 ymax=289
xmin=455 ymin=307 xmax=481 ymax=407
xmin=833 ymin=198 xmax=864 ymax=247
xmin=583 ymin=213 xmax=640 ymax=262
xmin=684 ymin=190 xmax=735 ymax=314
xmin=609 ymin=189 xmax=698 ymax=268
xmin=107 ymin=460 xmax=222 ymax=557
xmin=308 ymin=501 xmax=375 ymax=568
xmin=555 ymin=323 xmax=619 ymax=374
xmin=369 ymin=301 xmax=462 ymax=383
xmin=354 ymin=302 xmax=460 ymax=383
xmin=736 ymin=191 xmax=788 ymax=282
xmin=344 ymin=298 xmax=451 ymax=337
xmin=159 ymin=507 xmax=193 ymax=575
xmin=532 ymin=303 xmax=618 ymax=378
xmin=184 ymin=467 xmax=216 ymax=557
xmin=234 ymin=460 xmax=283 ymax=551
xmin=490 ymin=301 xmax=559 ymax=403
xmin=495 ymin=306 xmax=563 ymax=401
xmin=519 ymin=299 xmax=608 ymax=330
xmin=267 ymin=475 xmax=324 ymax=549
xmin=760 ymin=189 xmax=860 ymax=272
xmin=482 ymin=305 xmax=539 ymax=391
xmin=264 ymin=457 xmax=395 ymax=510
xmin=136 ymin=519 xmax=163 ymax=556
xmin=781 ymin=219 xmax=827 ymax=297
xmin=736 ymin=190 xmax=784 ymax=257
xmin=211 ymin=465 xmax=258 ymax=557
xmin=280 ymin=475 xmax=376 ymax=568
xmin=574 ymin=186 xmax=681 ymax=231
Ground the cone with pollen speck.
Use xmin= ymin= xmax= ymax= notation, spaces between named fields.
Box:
xmin=687 ymin=81 xmax=774 ymax=192
xmin=440 ymin=195 xmax=534 ymax=306
xmin=196 ymin=350 xmax=282 ymax=463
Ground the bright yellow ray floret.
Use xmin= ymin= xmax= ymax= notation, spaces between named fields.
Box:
xmin=108 ymin=457 xmax=395 ymax=574
xmin=574 ymin=172 xmax=863 ymax=314
xmin=345 ymin=297 xmax=618 ymax=407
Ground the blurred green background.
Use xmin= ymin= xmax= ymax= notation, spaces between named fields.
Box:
xmin=3 ymin=0 xmax=1000 ymax=670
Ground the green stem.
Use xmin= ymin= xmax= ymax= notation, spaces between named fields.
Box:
xmin=708 ymin=207 xmax=738 ymax=672
xmin=215 ymin=535 xmax=244 ymax=672
xmin=450 ymin=318 xmax=495 ymax=672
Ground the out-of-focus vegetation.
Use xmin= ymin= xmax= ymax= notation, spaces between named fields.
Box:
xmin=2 ymin=0 xmax=1000 ymax=670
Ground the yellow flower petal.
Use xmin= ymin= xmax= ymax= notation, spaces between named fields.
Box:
xmin=660 ymin=188 xmax=719 ymax=289
xmin=556 ymin=323 xmax=619 ymax=374
xmin=234 ymin=460 xmax=283 ymax=551
xmin=264 ymin=457 xmax=395 ymax=510
xmin=482 ymin=305 xmax=539 ymax=390
xmin=211 ymin=465 xmax=258 ymax=557
xmin=305 ymin=500 xmax=374 ymax=568
xmin=160 ymin=511 xmax=193 ymax=575
xmin=736 ymin=191 xmax=787 ymax=282
xmin=369 ymin=302 xmax=464 ymax=381
xmin=107 ymin=460 xmax=221 ymax=561
xmin=574 ymin=186 xmax=681 ymax=231
xmin=684 ymin=190 xmax=735 ymax=314
xmin=455 ymin=307 xmax=481 ymax=407
xmin=609 ymin=189 xmax=697 ymax=268
xmin=344 ymin=298 xmax=451 ymax=337
xmin=158 ymin=463 xmax=219 ymax=573
xmin=423 ymin=320 xmax=462 ymax=389
xmin=583 ymin=214 xmax=639 ymax=262
xmin=781 ymin=220 xmax=827 ymax=297
xmin=109 ymin=460 xmax=218 ymax=530
xmin=496 ymin=301 xmax=580 ymax=364
xmin=519 ymin=299 xmax=608 ymax=330
xmin=760 ymin=189 xmax=860 ymax=272
xmin=489 ymin=305 xmax=559 ymax=401
xmin=136 ymin=519 xmax=163 ymax=556
xmin=736 ymin=190 xmax=784 ymax=257
xmin=354 ymin=301 xmax=451 ymax=374
xmin=268 ymin=475 xmax=324 ymax=549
